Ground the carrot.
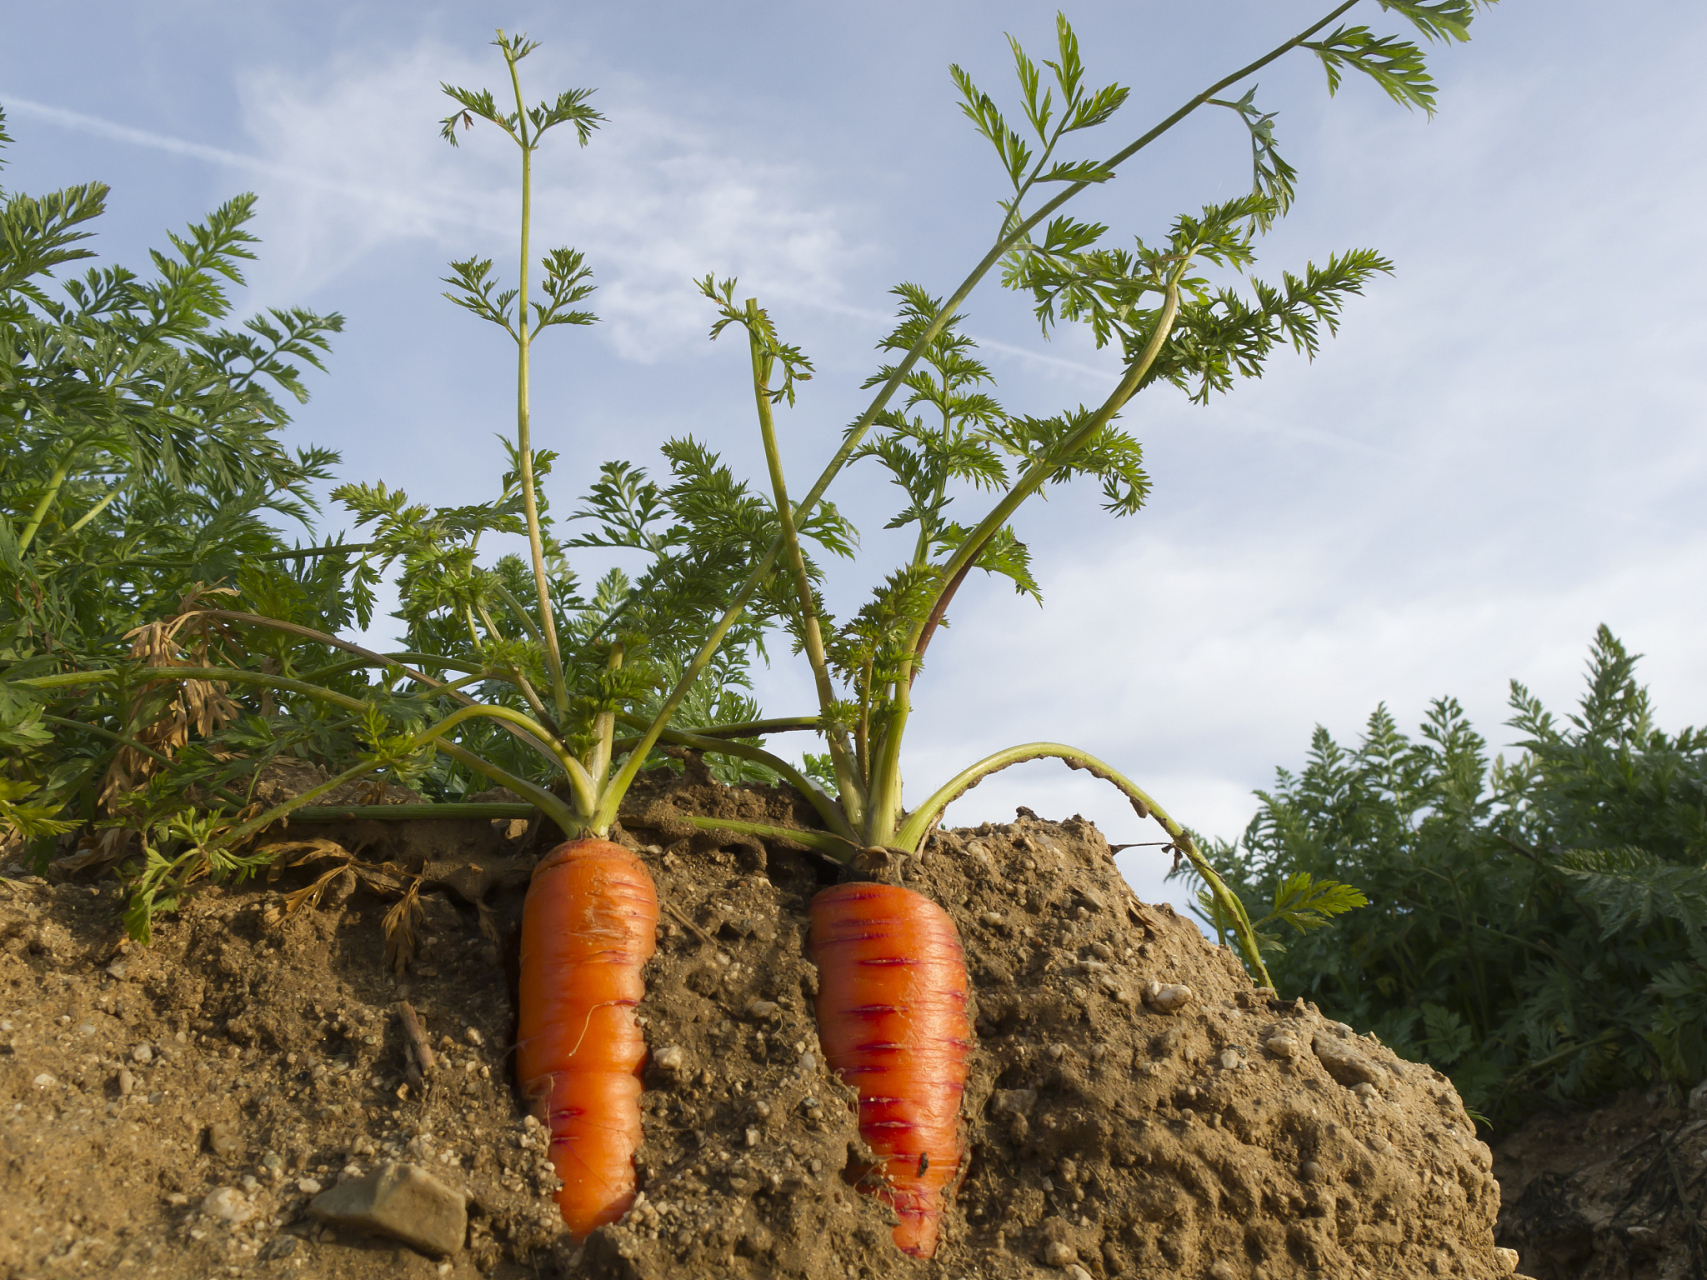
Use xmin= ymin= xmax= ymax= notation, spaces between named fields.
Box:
xmin=809 ymin=882 xmax=972 ymax=1258
xmin=516 ymin=838 xmax=658 ymax=1239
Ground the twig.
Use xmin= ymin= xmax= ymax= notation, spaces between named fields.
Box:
xmin=663 ymin=901 xmax=713 ymax=946
xmin=396 ymin=1000 xmax=437 ymax=1074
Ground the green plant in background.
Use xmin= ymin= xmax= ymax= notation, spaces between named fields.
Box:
xmin=0 ymin=105 xmax=345 ymax=869
xmin=1176 ymin=627 xmax=1707 ymax=1128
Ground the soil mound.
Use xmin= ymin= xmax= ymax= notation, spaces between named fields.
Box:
xmin=1 ymin=774 xmax=1517 ymax=1278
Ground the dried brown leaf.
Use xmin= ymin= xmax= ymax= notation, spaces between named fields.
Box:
xmin=383 ymin=877 xmax=425 ymax=976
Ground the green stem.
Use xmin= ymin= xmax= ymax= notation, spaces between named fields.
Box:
xmin=292 ymin=802 xmax=536 ymax=821
xmin=893 ymin=740 xmax=1271 ymax=988
xmin=616 ymin=716 xmax=858 ymax=845
xmin=22 ymin=665 xmax=597 ymax=820
xmin=250 ymin=542 xmax=380 ymax=562
xmin=743 ymin=298 xmax=865 ymax=824
xmin=670 ymin=814 xmax=861 ymax=863
xmin=62 ymin=484 xmax=122 ymax=538
xmin=864 ymin=275 xmax=1185 ymax=843
xmin=40 ymin=715 xmax=248 ymax=811
xmin=635 ymin=2 xmax=1367 ymax=754
xmin=198 ymin=611 xmax=560 ymax=768
xmin=502 ymin=45 xmax=570 ymax=723
xmin=17 ymin=451 xmax=77 ymax=555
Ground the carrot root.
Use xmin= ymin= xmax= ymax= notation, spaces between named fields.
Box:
xmin=809 ymin=882 xmax=972 ymax=1259
xmin=516 ymin=839 xmax=658 ymax=1239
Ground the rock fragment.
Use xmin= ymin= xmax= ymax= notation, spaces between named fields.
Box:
xmin=1043 ymin=1240 xmax=1078 ymax=1267
xmin=201 ymin=1186 xmax=253 ymax=1224
xmin=207 ymin=1120 xmax=240 ymax=1156
xmin=1143 ymin=981 xmax=1193 ymax=1014
xmin=308 ymin=1161 xmax=467 ymax=1257
xmin=1265 ymin=1033 xmax=1300 ymax=1059
xmin=1311 ymin=1031 xmax=1381 ymax=1088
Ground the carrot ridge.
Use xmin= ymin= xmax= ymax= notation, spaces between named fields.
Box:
xmin=516 ymin=839 xmax=658 ymax=1239
xmin=809 ymin=882 xmax=973 ymax=1259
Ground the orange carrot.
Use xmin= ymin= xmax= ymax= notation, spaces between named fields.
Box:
xmin=809 ymin=882 xmax=972 ymax=1258
xmin=516 ymin=839 xmax=658 ymax=1238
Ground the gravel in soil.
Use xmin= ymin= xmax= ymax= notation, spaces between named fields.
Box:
xmin=1 ymin=770 xmax=1518 ymax=1278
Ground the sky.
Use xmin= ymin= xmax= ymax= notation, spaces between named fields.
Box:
xmin=5 ymin=0 xmax=1704 ymax=920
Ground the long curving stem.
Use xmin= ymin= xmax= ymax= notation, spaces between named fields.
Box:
xmin=894 ymin=741 xmax=1270 ymax=987
xmin=743 ymin=299 xmax=866 ymax=823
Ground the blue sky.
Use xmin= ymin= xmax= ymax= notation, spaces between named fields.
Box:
xmin=6 ymin=1 xmax=1705 ymax=917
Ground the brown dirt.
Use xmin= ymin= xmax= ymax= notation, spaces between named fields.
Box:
xmin=1 ymin=768 xmax=1519 ymax=1279
xmin=1493 ymin=1087 xmax=1707 ymax=1280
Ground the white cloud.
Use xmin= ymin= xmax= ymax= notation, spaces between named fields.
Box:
xmin=231 ymin=42 xmax=861 ymax=358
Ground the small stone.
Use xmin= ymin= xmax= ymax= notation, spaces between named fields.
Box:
xmin=800 ymin=1051 xmax=817 ymax=1071
xmin=745 ymin=1000 xmax=779 ymax=1020
xmin=990 ymin=1089 xmax=1038 ymax=1116
xmin=207 ymin=1121 xmax=240 ymax=1156
xmin=117 ymin=1069 xmax=134 ymax=1097
xmin=1046 ymin=1044 xmax=1067 ymax=1061
xmin=131 ymin=1043 xmax=153 ymax=1064
xmin=297 ymin=1178 xmax=324 ymax=1195
xmin=202 ymin=1186 xmax=254 ymax=1225
xmin=1143 ymin=982 xmax=1194 ymax=1014
xmin=745 ymin=1127 xmax=760 ymax=1147
xmin=1494 ymin=1246 xmax=1520 ymax=1274
xmin=32 ymin=1072 xmax=55 ymax=1088
xmin=1311 ymin=1032 xmax=1381 ymax=1088
xmin=1354 ymin=1081 xmax=1379 ymax=1100
xmin=1043 ymin=1240 xmax=1078 ymax=1267
xmin=241 ymin=1175 xmax=262 ymax=1194
xmin=1068 ymin=1267 xmax=1094 ymax=1280
xmin=1210 ymin=1262 xmax=1239 ymax=1280
xmin=653 ymin=1045 xmax=685 ymax=1073
xmin=308 ymin=1161 xmax=467 ymax=1257
xmin=1218 ymin=1048 xmax=1241 ymax=1070
xmin=105 ymin=960 xmax=129 ymax=980
xmin=463 ymin=1026 xmax=485 ymax=1047
xmin=1300 ymin=1160 xmax=1323 ymax=1182
xmin=261 ymin=1151 xmax=284 ymax=1175
xmin=981 ymin=911 xmax=1005 ymax=925
xmin=258 ymin=1236 xmax=300 ymax=1261
xmin=1265 ymin=1034 xmax=1300 ymax=1060
xmin=1088 ymin=941 xmax=1114 ymax=961
xmin=166 ymin=1193 xmax=189 ymax=1207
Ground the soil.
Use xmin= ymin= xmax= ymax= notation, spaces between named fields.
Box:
xmin=1492 ymin=1087 xmax=1707 ymax=1280
xmin=1 ymin=766 xmax=1520 ymax=1279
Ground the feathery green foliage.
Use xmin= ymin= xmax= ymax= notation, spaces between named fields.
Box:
xmin=1177 ymin=627 xmax=1707 ymax=1127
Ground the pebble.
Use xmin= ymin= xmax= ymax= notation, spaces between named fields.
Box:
xmin=800 ymin=1051 xmax=817 ymax=1071
xmin=1300 ymin=1160 xmax=1323 ymax=1182
xmin=1068 ymin=1268 xmax=1094 ymax=1280
xmin=1088 ymin=941 xmax=1113 ymax=961
xmin=653 ymin=1045 xmax=685 ymax=1073
xmin=1265 ymin=1034 xmax=1300 ymax=1060
xmin=297 ymin=1178 xmax=324 ymax=1195
xmin=105 ymin=960 xmax=129 ymax=980
xmin=1311 ymin=1032 xmax=1382 ymax=1088
xmin=981 ymin=911 xmax=1005 ymax=925
xmin=463 ymin=1027 xmax=485 ymax=1047
xmin=745 ymin=1127 xmax=760 ymax=1147
xmin=745 ymin=1000 xmax=779 ymax=1020
xmin=990 ymin=1089 xmax=1037 ymax=1116
xmin=131 ymin=1043 xmax=154 ymax=1064
xmin=1494 ymin=1246 xmax=1520 ymax=1274
xmin=1043 ymin=1240 xmax=1078 ymax=1267
xmin=117 ymin=1069 xmax=134 ymax=1097
xmin=32 ymin=1073 xmax=55 ymax=1088
xmin=1210 ymin=1262 xmax=1239 ymax=1280
xmin=1143 ymin=982 xmax=1194 ymax=1014
xmin=1218 ymin=1048 xmax=1241 ymax=1070
xmin=202 ymin=1186 xmax=254 ymax=1225
xmin=309 ymin=1161 xmax=467 ymax=1257
xmin=1046 ymin=1044 xmax=1067 ymax=1061
xmin=207 ymin=1121 xmax=240 ymax=1157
